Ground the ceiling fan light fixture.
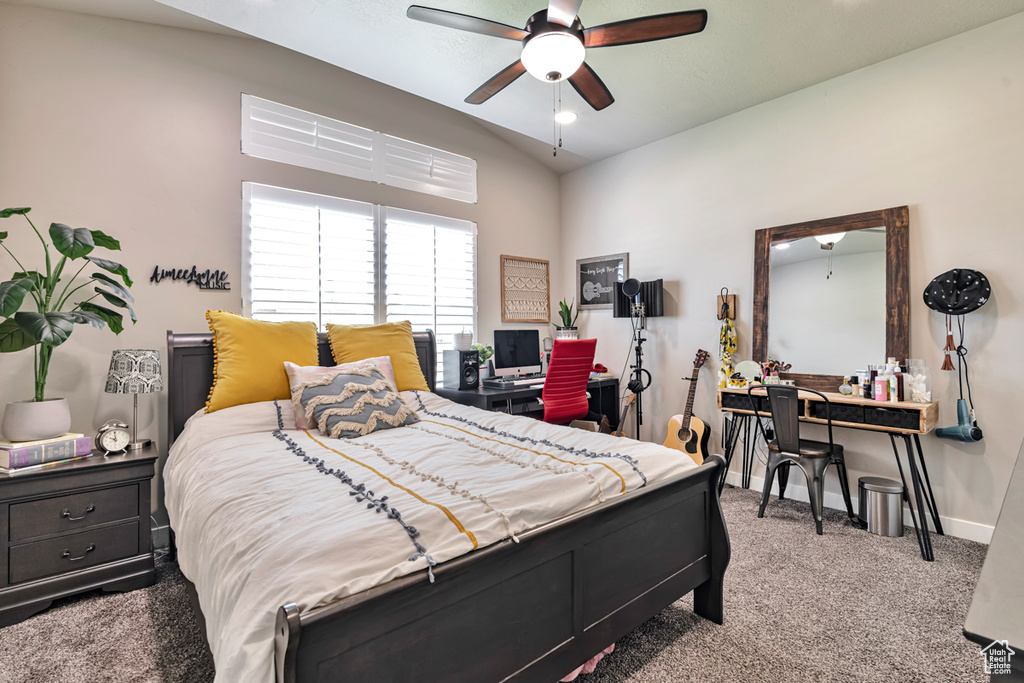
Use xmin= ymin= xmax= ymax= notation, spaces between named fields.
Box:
xmin=814 ymin=232 xmax=846 ymax=246
xmin=555 ymin=110 xmax=578 ymax=124
xmin=521 ymin=32 xmax=585 ymax=82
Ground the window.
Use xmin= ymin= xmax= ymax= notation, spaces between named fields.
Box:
xmin=241 ymin=95 xmax=478 ymax=203
xmin=242 ymin=183 xmax=477 ymax=375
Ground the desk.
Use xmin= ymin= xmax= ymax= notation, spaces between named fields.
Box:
xmin=436 ymin=376 xmax=620 ymax=425
xmin=718 ymin=387 xmax=942 ymax=561
xmin=964 ymin=445 xmax=1024 ymax=681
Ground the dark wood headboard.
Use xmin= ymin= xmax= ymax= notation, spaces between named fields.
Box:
xmin=166 ymin=329 xmax=436 ymax=445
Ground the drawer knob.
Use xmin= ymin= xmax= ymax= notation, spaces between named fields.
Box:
xmin=61 ymin=544 xmax=96 ymax=562
xmin=61 ymin=505 xmax=95 ymax=522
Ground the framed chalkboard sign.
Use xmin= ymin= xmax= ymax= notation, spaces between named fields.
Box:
xmin=576 ymin=253 xmax=628 ymax=310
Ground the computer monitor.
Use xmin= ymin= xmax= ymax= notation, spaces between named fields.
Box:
xmin=493 ymin=329 xmax=542 ymax=377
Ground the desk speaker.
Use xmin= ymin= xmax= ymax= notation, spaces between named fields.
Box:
xmin=443 ymin=349 xmax=479 ymax=390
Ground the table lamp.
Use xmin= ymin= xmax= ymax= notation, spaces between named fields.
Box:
xmin=104 ymin=349 xmax=163 ymax=450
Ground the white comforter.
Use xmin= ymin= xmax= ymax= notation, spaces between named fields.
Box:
xmin=165 ymin=391 xmax=698 ymax=682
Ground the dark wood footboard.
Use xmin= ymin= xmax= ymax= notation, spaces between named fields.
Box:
xmin=274 ymin=455 xmax=729 ymax=683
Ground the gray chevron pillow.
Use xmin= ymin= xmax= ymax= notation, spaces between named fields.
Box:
xmin=290 ymin=364 xmax=419 ymax=439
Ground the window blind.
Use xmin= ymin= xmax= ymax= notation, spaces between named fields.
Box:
xmin=242 ymin=94 xmax=477 ymax=204
xmin=380 ymin=135 xmax=478 ymax=204
xmin=243 ymin=183 xmax=375 ymax=326
xmin=243 ymin=185 xmax=477 ymax=379
xmin=242 ymin=95 xmax=376 ymax=181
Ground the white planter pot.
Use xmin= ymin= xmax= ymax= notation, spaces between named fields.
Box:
xmin=453 ymin=332 xmax=473 ymax=350
xmin=2 ymin=398 xmax=72 ymax=442
xmin=555 ymin=327 xmax=579 ymax=340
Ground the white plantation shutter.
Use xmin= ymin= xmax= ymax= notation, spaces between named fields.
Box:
xmin=243 ymin=183 xmax=375 ymax=327
xmin=380 ymin=135 xmax=478 ymax=204
xmin=243 ymin=186 xmax=476 ymax=375
xmin=320 ymin=205 xmax=377 ymax=327
xmin=385 ymin=208 xmax=477 ymax=379
xmin=242 ymin=95 xmax=375 ymax=180
xmin=242 ymin=95 xmax=477 ymax=203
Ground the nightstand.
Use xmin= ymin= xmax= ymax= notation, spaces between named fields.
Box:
xmin=0 ymin=446 xmax=157 ymax=627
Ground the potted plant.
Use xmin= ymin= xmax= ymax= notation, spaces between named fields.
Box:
xmin=471 ymin=343 xmax=494 ymax=378
xmin=453 ymin=327 xmax=473 ymax=350
xmin=0 ymin=207 xmax=135 ymax=442
xmin=555 ymin=298 xmax=580 ymax=339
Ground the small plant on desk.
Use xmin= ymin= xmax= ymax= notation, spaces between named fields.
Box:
xmin=556 ymin=298 xmax=580 ymax=339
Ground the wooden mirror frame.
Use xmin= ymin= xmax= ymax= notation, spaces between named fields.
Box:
xmin=752 ymin=206 xmax=909 ymax=392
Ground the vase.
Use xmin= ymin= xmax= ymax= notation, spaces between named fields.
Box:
xmin=2 ymin=398 xmax=72 ymax=442
xmin=555 ymin=327 xmax=579 ymax=340
xmin=453 ymin=332 xmax=473 ymax=350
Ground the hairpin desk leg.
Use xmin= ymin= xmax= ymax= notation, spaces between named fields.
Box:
xmin=890 ymin=434 xmax=933 ymax=561
xmin=718 ymin=415 xmax=741 ymax=495
xmin=913 ymin=434 xmax=944 ymax=536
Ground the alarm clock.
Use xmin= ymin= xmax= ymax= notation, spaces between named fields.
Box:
xmin=96 ymin=420 xmax=131 ymax=455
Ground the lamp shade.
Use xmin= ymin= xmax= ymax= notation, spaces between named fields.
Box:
xmin=105 ymin=349 xmax=163 ymax=395
xmin=521 ymin=32 xmax=585 ymax=82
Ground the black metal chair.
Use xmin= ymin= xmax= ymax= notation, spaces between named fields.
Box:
xmin=747 ymin=385 xmax=855 ymax=535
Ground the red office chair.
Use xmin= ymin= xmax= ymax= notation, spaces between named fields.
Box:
xmin=541 ymin=339 xmax=597 ymax=425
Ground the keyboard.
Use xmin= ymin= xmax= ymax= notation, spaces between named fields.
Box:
xmin=482 ymin=373 xmax=546 ymax=389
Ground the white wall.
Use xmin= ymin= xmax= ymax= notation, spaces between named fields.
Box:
xmin=560 ymin=12 xmax=1024 ymax=537
xmin=769 ymin=251 xmax=886 ymax=375
xmin=0 ymin=5 xmax=562 ymax=519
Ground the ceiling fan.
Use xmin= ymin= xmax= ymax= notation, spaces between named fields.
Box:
xmin=407 ymin=1 xmax=708 ymax=111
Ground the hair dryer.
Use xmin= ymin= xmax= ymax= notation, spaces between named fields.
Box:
xmin=935 ymin=399 xmax=983 ymax=442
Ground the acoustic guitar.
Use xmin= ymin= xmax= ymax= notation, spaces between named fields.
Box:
xmin=612 ymin=393 xmax=636 ymax=438
xmin=663 ymin=349 xmax=710 ymax=465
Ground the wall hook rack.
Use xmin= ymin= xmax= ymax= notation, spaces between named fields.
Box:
xmin=717 ymin=287 xmax=736 ymax=320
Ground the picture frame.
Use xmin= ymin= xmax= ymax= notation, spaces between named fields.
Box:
xmin=500 ymin=255 xmax=550 ymax=323
xmin=576 ymin=253 xmax=629 ymax=310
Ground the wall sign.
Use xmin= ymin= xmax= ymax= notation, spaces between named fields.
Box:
xmin=576 ymin=253 xmax=628 ymax=310
xmin=150 ymin=266 xmax=230 ymax=291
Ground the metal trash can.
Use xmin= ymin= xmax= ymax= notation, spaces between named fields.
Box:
xmin=858 ymin=477 xmax=904 ymax=537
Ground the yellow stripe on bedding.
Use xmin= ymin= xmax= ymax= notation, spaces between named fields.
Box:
xmin=419 ymin=418 xmax=627 ymax=494
xmin=303 ymin=430 xmax=479 ymax=549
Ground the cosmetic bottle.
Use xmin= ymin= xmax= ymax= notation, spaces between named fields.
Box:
xmin=889 ymin=373 xmax=899 ymax=403
xmin=874 ymin=369 xmax=889 ymax=402
xmin=865 ymin=367 xmax=876 ymax=400
xmin=850 ymin=375 xmax=861 ymax=397
xmin=839 ymin=376 xmax=853 ymax=395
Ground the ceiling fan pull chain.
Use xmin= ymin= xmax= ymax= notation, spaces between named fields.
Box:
xmin=558 ymin=82 xmax=563 ymax=149
xmin=552 ymin=83 xmax=558 ymax=156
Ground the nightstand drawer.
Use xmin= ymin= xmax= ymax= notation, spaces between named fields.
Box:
xmin=9 ymin=521 xmax=139 ymax=584
xmin=9 ymin=484 xmax=139 ymax=541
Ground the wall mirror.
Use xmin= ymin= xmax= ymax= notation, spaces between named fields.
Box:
xmin=752 ymin=206 xmax=909 ymax=392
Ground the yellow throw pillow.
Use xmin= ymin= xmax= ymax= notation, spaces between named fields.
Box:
xmin=206 ymin=311 xmax=318 ymax=412
xmin=326 ymin=320 xmax=429 ymax=392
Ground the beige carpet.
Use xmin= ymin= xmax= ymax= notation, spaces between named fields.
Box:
xmin=0 ymin=488 xmax=988 ymax=682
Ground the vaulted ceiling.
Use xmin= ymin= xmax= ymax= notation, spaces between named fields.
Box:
xmin=8 ymin=0 xmax=1024 ymax=172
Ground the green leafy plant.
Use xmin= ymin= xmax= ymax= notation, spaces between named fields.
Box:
xmin=0 ymin=207 xmax=135 ymax=402
xmin=557 ymin=298 xmax=579 ymax=328
xmin=470 ymin=343 xmax=494 ymax=363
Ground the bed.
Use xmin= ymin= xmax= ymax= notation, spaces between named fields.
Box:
xmin=165 ymin=329 xmax=730 ymax=683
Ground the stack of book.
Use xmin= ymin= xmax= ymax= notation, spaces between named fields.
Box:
xmin=0 ymin=433 xmax=94 ymax=471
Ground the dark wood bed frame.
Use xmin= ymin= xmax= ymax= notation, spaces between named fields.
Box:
xmin=166 ymin=330 xmax=730 ymax=683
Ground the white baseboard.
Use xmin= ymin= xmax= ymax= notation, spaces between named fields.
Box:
xmin=722 ymin=471 xmax=994 ymax=545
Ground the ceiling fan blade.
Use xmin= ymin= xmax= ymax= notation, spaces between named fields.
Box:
xmin=407 ymin=5 xmax=529 ymax=41
xmin=583 ymin=10 xmax=707 ymax=48
xmin=568 ymin=62 xmax=614 ymax=111
xmin=465 ymin=60 xmax=527 ymax=105
xmin=547 ymin=0 xmax=584 ymax=27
